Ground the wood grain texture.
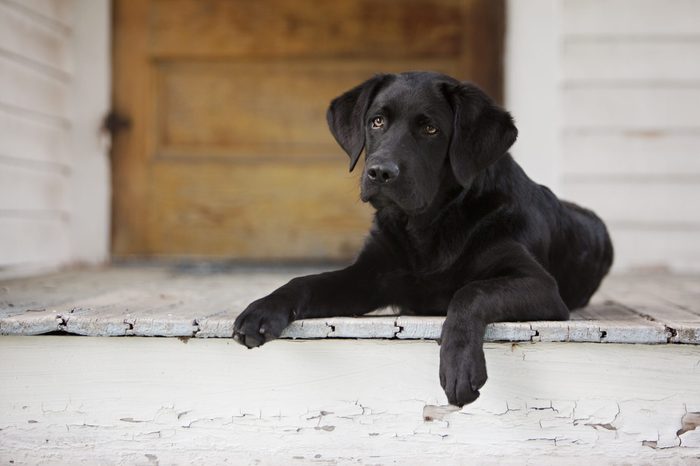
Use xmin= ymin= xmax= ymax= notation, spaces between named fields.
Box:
xmin=156 ymin=60 xmax=460 ymax=161
xmin=1 ymin=337 xmax=699 ymax=464
xmin=1 ymin=266 xmax=698 ymax=343
xmin=111 ymin=0 xmax=505 ymax=259
xmin=148 ymin=162 xmax=372 ymax=259
xmin=110 ymin=0 xmax=153 ymax=256
xmin=149 ymin=0 xmax=467 ymax=59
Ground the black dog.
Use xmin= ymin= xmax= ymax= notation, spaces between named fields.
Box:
xmin=233 ymin=71 xmax=613 ymax=406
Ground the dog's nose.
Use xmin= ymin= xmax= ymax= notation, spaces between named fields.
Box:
xmin=367 ymin=163 xmax=400 ymax=184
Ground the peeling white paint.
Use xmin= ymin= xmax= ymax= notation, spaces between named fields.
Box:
xmin=1 ymin=337 xmax=699 ymax=464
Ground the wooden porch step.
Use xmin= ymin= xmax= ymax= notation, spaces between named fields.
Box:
xmin=1 ymin=266 xmax=700 ymax=463
xmin=1 ymin=265 xmax=699 ymax=344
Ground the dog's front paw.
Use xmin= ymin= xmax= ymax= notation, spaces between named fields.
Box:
xmin=233 ymin=296 xmax=293 ymax=348
xmin=439 ymin=322 xmax=487 ymax=407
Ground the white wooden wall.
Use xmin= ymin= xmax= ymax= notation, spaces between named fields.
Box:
xmin=507 ymin=0 xmax=700 ymax=272
xmin=0 ymin=0 xmax=110 ymax=278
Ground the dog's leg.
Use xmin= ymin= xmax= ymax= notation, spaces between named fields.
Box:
xmin=440 ymin=242 xmax=569 ymax=406
xmin=233 ymin=244 xmax=397 ymax=348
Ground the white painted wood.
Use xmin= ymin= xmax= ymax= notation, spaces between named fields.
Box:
xmin=0 ymin=1 xmax=71 ymax=74
xmin=561 ymin=180 xmax=700 ymax=225
xmin=0 ymin=162 xmax=69 ymax=212
xmin=1 ymin=0 xmax=74 ymax=29
xmin=561 ymin=0 xmax=700 ymax=36
xmin=0 ymin=216 xmax=70 ymax=268
xmin=608 ymin=228 xmax=700 ymax=272
xmin=561 ymin=131 xmax=700 ymax=176
xmin=1 ymin=337 xmax=699 ymax=464
xmin=0 ymin=54 xmax=68 ymax=119
xmin=0 ymin=110 xmax=69 ymax=166
xmin=505 ymin=0 xmax=561 ymax=191
xmin=66 ymin=0 xmax=111 ymax=266
xmin=562 ymin=39 xmax=700 ymax=82
xmin=1 ymin=267 xmax=698 ymax=343
xmin=0 ymin=0 xmax=109 ymax=274
xmin=562 ymin=88 xmax=700 ymax=130
xmin=553 ymin=0 xmax=700 ymax=273
xmin=507 ymin=0 xmax=700 ymax=271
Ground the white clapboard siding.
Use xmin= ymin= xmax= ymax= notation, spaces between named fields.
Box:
xmin=556 ymin=0 xmax=700 ymax=271
xmin=562 ymin=40 xmax=700 ymax=82
xmin=562 ymin=181 xmax=700 ymax=226
xmin=0 ymin=163 xmax=69 ymax=212
xmin=0 ymin=0 xmax=74 ymax=273
xmin=608 ymin=227 xmax=700 ymax=271
xmin=0 ymin=216 xmax=70 ymax=268
xmin=561 ymin=87 xmax=700 ymax=130
xmin=561 ymin=132 xmax=700 ymax=176
xmin=561 ymin=0 xmax=700 ymax=36
xmin=0 ymin=54 xmax=69 ymax=119
xmin=1 ymin=0 xmax=74 ymax=28
xmin=0 ymin=110 xmax=69 ymax=166
xmin=0 ymin=1 xmax=71 ymax=74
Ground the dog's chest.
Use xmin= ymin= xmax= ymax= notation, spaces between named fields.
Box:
xmin=392 ymin=271 xmax=460 ymax=315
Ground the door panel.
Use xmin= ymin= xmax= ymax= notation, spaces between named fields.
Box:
xmin=112 ymin=0 xmax=505 ymax=260
xmin=148 ymin=0 xmax=467 ymax=59
xmin=155 ymin=60 xmax=459 ymax=161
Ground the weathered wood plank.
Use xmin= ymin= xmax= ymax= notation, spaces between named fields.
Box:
xmin=1 ymin=267 xmax=698 ymax=343
xmin=1 ymin=337 xmax=699 ymax=463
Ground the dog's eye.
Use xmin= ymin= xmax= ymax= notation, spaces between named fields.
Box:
xmin=371 ymin=116 xmax=384 ymax=129
xmin=425 ymin=125 xmax=439 ymax=135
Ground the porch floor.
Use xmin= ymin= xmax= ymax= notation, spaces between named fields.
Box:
xmin=1 ymin=264 xmax=698 ymax=344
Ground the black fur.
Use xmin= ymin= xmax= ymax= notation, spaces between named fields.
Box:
xmin=233 ymin=71 xmax=613 ymax=406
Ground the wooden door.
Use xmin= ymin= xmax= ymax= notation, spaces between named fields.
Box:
xmin=112 ymin=0 xmax=505 ymax=260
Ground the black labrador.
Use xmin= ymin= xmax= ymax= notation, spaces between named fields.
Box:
xmin=233 ymin=71 xmax=613 ymax=407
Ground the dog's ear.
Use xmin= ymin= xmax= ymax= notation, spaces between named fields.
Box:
xmin=327 ymin=74 xmax=392 ymax=172
xmin=443 ymin=83 xmax=518 ymax=186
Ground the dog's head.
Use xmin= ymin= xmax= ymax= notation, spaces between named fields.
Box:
xmin=327 ymin=71 xmax=518 ymax=214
